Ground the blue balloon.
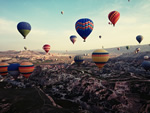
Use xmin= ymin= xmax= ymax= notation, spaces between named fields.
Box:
xmin=17 ymin=22 xmax=31 ymax=39
xmin=141 ymin=61 xmax=150 ymax=71
xmin=136 ymin=35 xmax=143 ymax=44
xmin=75 ymin=18 xmax=94 ymax=42
xmin=74 ymin=55 xmax=84 ymax=66
xmin=8 ymin=63 xmax=20 ymax=79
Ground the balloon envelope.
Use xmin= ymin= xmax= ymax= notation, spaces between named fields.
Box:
xmin=117 ymin=48 xmax=120 ymax=51
xmin=92 ymin=49 xmax=109 ymax=69
xmin=70 ymin=35 xmax=77 ymax=44
xmin=75 ymin=18 xmax=94 ymax=42
xmin=61 ymin=11 xmax=64 ymax=15
xmin=19 ymin=62 xmax=34 ymax=78
xmin=0 ymin=62 xmax=9 ymax=76
xmin=43 ymin=44 xmax=50 ymax=53
xmin=126 ymin=46 xmax=130 ymax=50
xmin=108 ymin=11 xmax=120 ymax=26
xmin=141 ymin=61 xmax=150 ymax=71
xmin=8 ymin=63 xmax=20 ymax=79
xmin=144 ymin=56 xmax=149 ymax=60
xmin=74 ymin=55 xmax=84 ymax=66
xmin=136 ymin=35 xmax=143 ymax=44
xmin=17 ymin=22 xmax=31 ymax=39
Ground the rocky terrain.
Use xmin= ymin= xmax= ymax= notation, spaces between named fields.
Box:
xmin=0 ymin=50 xmax=150 ymax=113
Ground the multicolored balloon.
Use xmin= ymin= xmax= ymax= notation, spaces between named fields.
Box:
xmin=61 ymin=11 xmax=64 ymax=15
xmin=117 ymin=48 xmax=120 ymax=51
xmin=43 ymin=44 xmax=50 ymax=53
xmin=75 ymin=18 xmax=94 ymax=42
xmin=0 ymin=62 xmax=9 ymax=76
xmin=144 ymin=56 xmax=149 ymax=60
xmin=74 ymin=55 xmax=84 ymax=66
xmin=136 ymin=35 xmax=143 ymax=44
xmin=19 ymin=62 xmax=34 ymax=78
xmin=17 ymin=22 xmax=31 ymax=39
xmin=108 ymin=11 xmax=120 ymax=26
xmin=136 ymin=48 xmax=140 ymax=53
xmin=8 ymin=63 xmax=20 ymax=79
xmin=70 ymin=35 xmax=77 ymax=44
xmin=92 ymin=49 xmax=109 ymax=69
xmin=141 ymin=61 xmax=150 ymax=71
xmin=126 ymin=46 xmax=130 ymax=50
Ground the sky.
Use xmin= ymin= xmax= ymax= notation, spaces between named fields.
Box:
xmin=0 ymin=0 xmax=150 ymax=51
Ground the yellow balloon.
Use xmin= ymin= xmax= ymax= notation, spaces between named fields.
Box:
xmin=92 ymin=49 xmax=109 ymax=69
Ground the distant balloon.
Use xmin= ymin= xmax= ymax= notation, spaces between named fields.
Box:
xmin=141 ymin=61 xmax=150 ymax=71
xmin=74 ymin=55 xmax=84 ymax=66
xmin=136 ymin=35 xmax=143 ymax=44
xmin=92 ymin=49 xmax=109 ymax=69
xmin=69 ymin=56 xmax=72 ymax=59
xmin=0 ymin=62 xmax=9 ymax=76
xmin=75 ymin=18 xmax=94 ymax=42
xmin=144 ymin=56 xmax=149 ymax=60
xmin=19 ymin=62 xmax=34 ymax=78
xmin=70 ymin=35 xmax=77 ymax=44
xmin=99 ymin=36 xmax=102 ymax=38
xmin=128 ymin=0 xmax=130 ymax=2
xmin=136 ymin=48 xmax=140 ymax=53
xmin=108 ymin=11 xmax=120 ymax=26
xmin=126 ymin=46 xmax=130 ymax=50
xmin=24 ymin=47 xmax=27 ymax=50
xmin=8 ymin=63 xmax=20 ymax=79
xmin=61 ymin=11 xmax=64 ymax=15
xmin=117 ymin=48 xmax=120 ymax=51
xmin=17 ymin=22 xmax=31 ymax=39
xmin=43 ymin=44 xmax=50 ymax=53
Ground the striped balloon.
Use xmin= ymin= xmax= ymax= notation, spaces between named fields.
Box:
xmin=19 ymin=62 xmax=34 ymax=78
xmin=0 ymin=62 xmax=9 ymax=76
xmin=108 ymin=11 xmax=120 ymax=26
xmin=43 ymin=44 xmax=50 ymax=53
xmin=17 ymin=22 xmax=31 ymax=39
xmin=75 ymin=18 xmax=94 ymax=42
xmin=92 ymin=49 xmax=109 ymax=69
xmin=74 ymin=55 xmax=84 ymax=66
xmin=70 ymin=35 xmax=77 ymax=44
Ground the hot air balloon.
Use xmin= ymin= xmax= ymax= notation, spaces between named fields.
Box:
xmin=69 ymin=56 xmax=72 ymax=59
xmin=136 ymin=48 xmax=140 ymax=53
xmin=126 ymin=46 xmax=130 ymax=50
xmin=108 ymin=11 xmax=120 ymax=26
xmin=141 ymin=61 xmax=150 ymax=71
xmin=0 ymin=62 xmax=9 ymax=76
xmin=19 ymin=62 xmax=34 ymax=78
xmin=17 ymin=22 xmax=31 ymax=39
xmin=61 ymin=11 xmax=64 ymax=15
xmin=74 ymin=55 xmax=84 ymax=66
xmin=24 ymin=46 xmax=27 ymax=50
xmin=70 ymin=35 xmax=77 ymax=44
xmin=75 ymin=18 xmax=94 ymax=42
xmin=43 ymin=44 xmax=50 ymax=53
xmin=92 ymin=49 xmax=109 ymax=69
xmin=136 ymin=35 xmax=143 ymax=44
xmin=8 ymin=63 xmax=20 ymax=79
xmin=99 ymin=36 xmax=102 ymax=38
xmin=144 ymin=56 xmax=149 ymax=60
xmin=117 ymin=48 xmax=120 ymax=51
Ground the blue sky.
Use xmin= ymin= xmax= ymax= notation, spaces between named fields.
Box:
xmin=0 ymin=0 xmax=150 ymax=51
